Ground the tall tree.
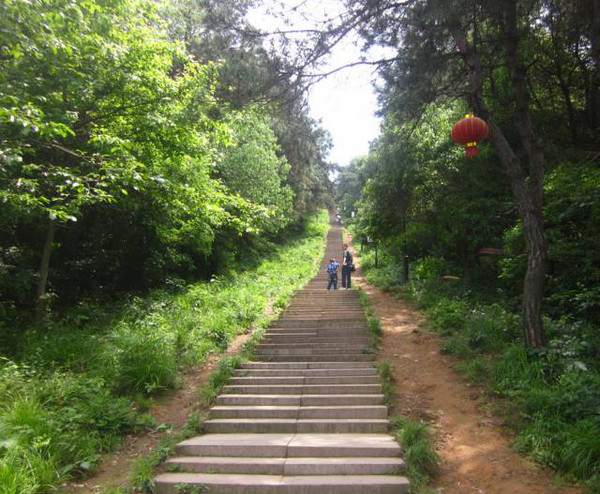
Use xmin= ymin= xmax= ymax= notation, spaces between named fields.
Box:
xmin=329 ymin=0 xmax=579 ymax=346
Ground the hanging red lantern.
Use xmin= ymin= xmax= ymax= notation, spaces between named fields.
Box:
xmin=451 ymin=114 xmax=489 ymax=158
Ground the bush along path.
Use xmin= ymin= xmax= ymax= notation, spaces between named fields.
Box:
xmin=2 ymin=212 xmax=329 ymax=494
xmin=347 ymin=231 xmax=582 ymax=494
xmin=154 ymin=221 xmax=410 ymax=493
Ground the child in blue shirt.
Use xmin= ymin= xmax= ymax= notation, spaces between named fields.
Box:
xmin=326 ymin=258 xmax=340 ymax=290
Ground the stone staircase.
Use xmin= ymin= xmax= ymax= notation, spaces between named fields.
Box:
xmin=155 ymin=223 xmax=409 ymax=493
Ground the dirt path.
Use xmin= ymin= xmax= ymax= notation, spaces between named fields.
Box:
xmin=349 ymin=242 xmax=580 ymax=494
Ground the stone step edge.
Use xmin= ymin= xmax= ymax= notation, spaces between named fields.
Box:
xmin=155 ymin=473 xmax=409 ymax=494
xmin=164 ymin=456 xmax=406 ymax=474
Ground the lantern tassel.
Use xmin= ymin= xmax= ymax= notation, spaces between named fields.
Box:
xmin=465 ymin=144 xmax=480 ymax=158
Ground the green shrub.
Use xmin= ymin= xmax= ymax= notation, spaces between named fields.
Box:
xmin=464 ymin=304 xmax=520 ymax=353
xmin=454 ymin=358 xmax=490 ymax=386
xmin=0 ymin=210 xmax=330 ymax=494
xmin=362 ymin=242 xmax=600 ymax=487
xmin=413 ymin=257 xmax=449 ymax=281
xmin=99 ymin=323 xmax=179 ymax=394
xmin=427 ymin=298 xmax=469 ymax=331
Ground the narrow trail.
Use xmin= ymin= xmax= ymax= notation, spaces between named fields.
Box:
xmin=155 ymin=222 xmax=409 ymax=493
xmin=348 ymin=234 xmax=582 ymax=494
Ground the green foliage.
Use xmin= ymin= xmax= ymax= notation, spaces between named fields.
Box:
xmin=0 ymin=363 xmax=143 ymax=493
xmin=375 ymin=361 xmax=395 ymax=408
xmin=129 ymin=411 xmax=204 ymax=494
xmin=368 ymin=317 xmax=383 ymax=341
xmin=201 ymin=356 xmax=244 ymax=406
xmin=362 ymin=243 xmax=600 ymax=487
xmin=0 ymin=210 xmax=329 ymax=493
xmin=0 ymin=0 xmax=332 ymax=323
xmin=391 ymin=416 xmax=440 ymax=493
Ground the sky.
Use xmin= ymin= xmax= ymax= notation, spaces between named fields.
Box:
xmin=247 ymin=0 xmax=383 ymax=167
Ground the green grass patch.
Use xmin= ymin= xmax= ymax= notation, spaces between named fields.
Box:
xmin=391 ymin=416 xmax=440 ymax=493
xmin=0 ymin=210 xmax=330 ymax=494
xmin=128 ymin=411 xmax=204 ymax=493
xmin=355 ymin=286 xmax=383 ymax=345
xmin=375 ymin=361 xmax=395 ymax=408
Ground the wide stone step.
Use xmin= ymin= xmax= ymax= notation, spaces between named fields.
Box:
xmin=257 ymin=343 xmax=368 ymax=349
xmin=216 ymin=394 xmax=385 ymax=406
xmin=228 ymin=376 xmax=379 ymax=385
xmin=234 ymin=368 xmax=377 ymax=377
xmin=281 ymin=317 xmax=366 ymax=322
xmin=155 ymin=473 xmax=409 ymax=494
xmin=264 ymin=331 xmax=368 ymax=338
xmin=209 ymin=405 xmax=387 ymax=419
xmin=164 ymin=456 xmax=405 ymax=475
xmin=262 ymin=336 xmax=370 ymax=342
xmin=272 ymin=321 xmax=367 ymax=328
xmin=261 ymin=339 xmax=370 ymax=346
xmin=255 ymin=354 xmax=374 ymax=362
xmin=203 ymin=418 xmax=389 ymax=433
xmin=223 ymin=384 xmax=381 ymax=395
xmin=277 ymin=310 xmax=362 ymax=314
xmin=176 ymin=433 xmax=402 ymax=458
xmin=255 ymin=348 xmax=368 ymax=356
xmin=239 ymin=362 xmax=375 ymax=369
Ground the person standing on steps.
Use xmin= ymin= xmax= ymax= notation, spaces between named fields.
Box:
xmin=326 ymin=257 xmax=340 ymax=290
xmin=341 ymin=243 xmax=353 ymax=290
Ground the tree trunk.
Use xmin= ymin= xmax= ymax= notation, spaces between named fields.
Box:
xmin=503 ymin=0 xmax=548 ymax=347
xmin=459 ymin=13 xmax=548 ymax=347
xmin=35 ymin=217 xmax=55 ymax=327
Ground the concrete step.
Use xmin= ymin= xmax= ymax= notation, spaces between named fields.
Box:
xmin=176 ymin=433 xmax=402 ymax=458
xmin=256 ymin=343 xmax=368 ymax=350
xmin=165 ymin=456 xmax=405 ymax=475
xmin=256 ymin=343 xmax=368 ymax=349
xmin=264 ymin=331 xmax=368 ymax=338
xmin=255 ymin=348 xmax=368 ymax=357
xmin=209 ymin=405 xmax=387 ymax=419
xmin=216 ymin=394 xmax=385 ymax=406
xmin=228 ymin=376 xmax=379 ymax=385
xmin=284 ymin=311 xmax=361 ymax=314
xmin=254 ymin=354 xmax=374 ymax=362
xmin=233 ymin=368 xmax=377 ymax=377
xmin=271 ymin=322 xmax=367 ymax=328
xmin=239 ymin=362 xmax=375 ymax=369
xmin=262 ymin=336 xmax=370 ymax=343
xmin=203 ymin=418 xmax=389 ymax=433
xmin=155 ymin=473 xmax=409 ymax=493
xmin=223 ymin=384 xmax=381 ymax=395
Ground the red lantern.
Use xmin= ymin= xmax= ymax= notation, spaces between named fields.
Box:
xmin=451 ymin=114 xmax=489 ymax=158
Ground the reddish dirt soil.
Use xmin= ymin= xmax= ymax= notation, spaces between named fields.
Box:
xmin=350 ymin=241 xmax=581 ymax=493
xmin=63 ymin=332 xmax=252 ymax=494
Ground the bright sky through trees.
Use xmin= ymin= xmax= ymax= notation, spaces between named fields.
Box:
xmin=248 ymin=0 xmax=382 ymax=167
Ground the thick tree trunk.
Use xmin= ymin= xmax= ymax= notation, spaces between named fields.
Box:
xmin=460 ymin=15 xmax=548 ymax=347
xmin=35 ymin=217 xmax=55 ymax=327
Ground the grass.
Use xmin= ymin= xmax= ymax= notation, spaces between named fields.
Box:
xmin=391 ymin=416 xmax=440 ymax=494
xmin=359 ymin=244 xmax=600 ymax=491
xmin=0 ymin=210 xmax=330 ymax=494
xmin=375 ymin=360 xmax=395 ymax=408
xmin=356 ymin=286 xmax=383 ymax=345
xmin=128 ymin=411 xmax=205 ymax=493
